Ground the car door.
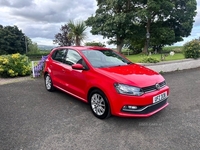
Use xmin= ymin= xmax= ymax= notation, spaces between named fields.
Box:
xmin=50 ymin=48 xmax=67 ymax=89
xmin=62 ymin=49 xmax=88 ymax=99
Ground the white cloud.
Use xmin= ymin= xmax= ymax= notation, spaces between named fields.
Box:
xmin=0 ymin=0 xmax=33 ymax=8
xmin=0 ymin=0 xmax=199 ymax=47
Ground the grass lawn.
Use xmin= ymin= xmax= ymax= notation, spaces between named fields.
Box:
xmin=126 ymin=53 xmax=185 ymax=63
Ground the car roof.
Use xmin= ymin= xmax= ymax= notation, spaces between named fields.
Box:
xmin=53 ymin=46 xmax=111 ymax=51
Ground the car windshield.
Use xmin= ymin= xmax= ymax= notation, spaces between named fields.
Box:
xmin=82 ymin=49 xmax=132 ymax=68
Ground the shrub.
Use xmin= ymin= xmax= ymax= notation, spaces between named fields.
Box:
xmin=0 ymin=53 xmax=31 ymax=78
xmin=140 ymin=56 xmax=160 ymax=63
xmin=183 ymin=40 xmax=200 ymax=59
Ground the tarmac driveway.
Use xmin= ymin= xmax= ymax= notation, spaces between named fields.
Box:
xmin=0 ymin=68 xmax=200 ymax=150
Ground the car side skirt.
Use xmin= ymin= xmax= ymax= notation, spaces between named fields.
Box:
xmin=54 ymin=85 xmax=88 ymax=103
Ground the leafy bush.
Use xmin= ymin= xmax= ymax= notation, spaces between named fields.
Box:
xmin=140 ymin=56 xmax=160 ymax=63
xmin=183 ymin=40 xmax=200 ymax=59
xmin=0 ymin=53 xmax=31 ymax=78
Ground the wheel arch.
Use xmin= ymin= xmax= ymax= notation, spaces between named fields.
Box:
xmin=87 ymin=87 xmax=112 ymax=114
xmin=44 ymin=71 xmax=48 ymax=78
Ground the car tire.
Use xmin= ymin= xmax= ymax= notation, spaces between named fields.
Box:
xmin=89 ymin=89 xmax=111 ymax=119
xmin=45 ymin=73 xmax=55 ymax=92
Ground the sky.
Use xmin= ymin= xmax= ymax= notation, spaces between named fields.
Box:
xmin=0 ymin=0 xmax=200 ymax=48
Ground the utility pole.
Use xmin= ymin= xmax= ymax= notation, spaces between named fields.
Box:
xmin=24 ymin=36 xmax=28 ymax=54
xmin=22 ymin=36 xmax=28 ymax=54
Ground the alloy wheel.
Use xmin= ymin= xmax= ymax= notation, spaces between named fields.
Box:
xmin=91 ymin=93 xmax=106 ymax=116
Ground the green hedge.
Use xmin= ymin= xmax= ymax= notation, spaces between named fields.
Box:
xmin=162 ymin=46 xmax=183 ymax=53
xmin=27 ymin=53 xmax=50 ymax=60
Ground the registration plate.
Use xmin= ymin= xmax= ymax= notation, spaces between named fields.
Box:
xmin=153 ymin=92 xmax=167 ymax=103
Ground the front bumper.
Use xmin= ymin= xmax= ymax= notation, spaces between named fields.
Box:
xmin=119 ymin=98 xmax=168 ymax=117
xmin=110 ymin=86 xmax=169 ymax=117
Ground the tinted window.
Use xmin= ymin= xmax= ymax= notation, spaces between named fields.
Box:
xmin=52 ymin=49 xmax=67 ymax=63
xmin=82 ymin=49 xmax=131 ymax=68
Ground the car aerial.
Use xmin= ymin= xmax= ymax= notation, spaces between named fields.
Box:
xmin=43 ymin=46 xmax=169 ymax=119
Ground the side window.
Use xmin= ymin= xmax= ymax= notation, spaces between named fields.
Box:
xmin=52 ymin=49 xmax=67 ymax=63
xmin=65 ymin=49 xmax=82 ymax=66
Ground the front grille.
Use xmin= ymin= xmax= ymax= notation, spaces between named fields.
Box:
xmin=142 ymin=81 xmax=166 ymax=93
xmin=141 ymin=99 xmax=167 ymax=114
xmin=159 ymin=80 xmax=166 ymax=87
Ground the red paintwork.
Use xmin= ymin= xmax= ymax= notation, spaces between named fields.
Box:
xmin=44 ymin=46 xmax=169 ymax=117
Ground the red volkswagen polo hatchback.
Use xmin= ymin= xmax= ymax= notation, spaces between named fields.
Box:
xmin=43 ymin=46 xmax=169 ymax=119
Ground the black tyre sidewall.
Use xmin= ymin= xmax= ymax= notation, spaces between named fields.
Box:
xmin=45 ymin=74 xmax=54 ymax=92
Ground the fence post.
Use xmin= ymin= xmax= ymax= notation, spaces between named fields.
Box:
xmin=31 ymin=61 xmax=35 ymax=78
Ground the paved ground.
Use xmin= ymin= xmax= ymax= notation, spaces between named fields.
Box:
xmin=0 ymin=76 xmax=33 ymax=85
xmin=0 ymin=68 xmax=200 ymax=150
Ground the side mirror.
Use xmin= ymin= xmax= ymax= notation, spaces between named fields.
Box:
xmin=72 ymin=64 xmax=85 ymax=70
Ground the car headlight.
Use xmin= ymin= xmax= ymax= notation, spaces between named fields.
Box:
xmin=114 ymin=83 xmax=144 ymax=96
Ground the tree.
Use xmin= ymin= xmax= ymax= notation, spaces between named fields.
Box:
xmin=53 ymin=24 xmax=74 ymax=46
xmin=124 ymin=38 xmax=144 ymax=54
xmin=86 ymin=0 xmax=197 ymax=54
xmin=0 ymin=25 xmax=26 ymax=55
xmin=54 ymin=21 xmax=87 ymax=46
xmin=137 ymin=0 xmax=197 ymax=53
xmin=86 ymin=0 xmax=141 ymax=53
xmin=27 ymin=37 xmax=40 ymax=54
xmin=68 ymin=20 xmax=87 ymax=46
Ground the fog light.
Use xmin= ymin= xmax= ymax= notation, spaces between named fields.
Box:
xmin=123 ymin=105 xmax=137 ymax=110
xmin=128 ymin=106 xmax=137 ymax=109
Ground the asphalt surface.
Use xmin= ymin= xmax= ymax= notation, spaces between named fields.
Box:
xmin=0 ymin=68 xmax=200 ymax=150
